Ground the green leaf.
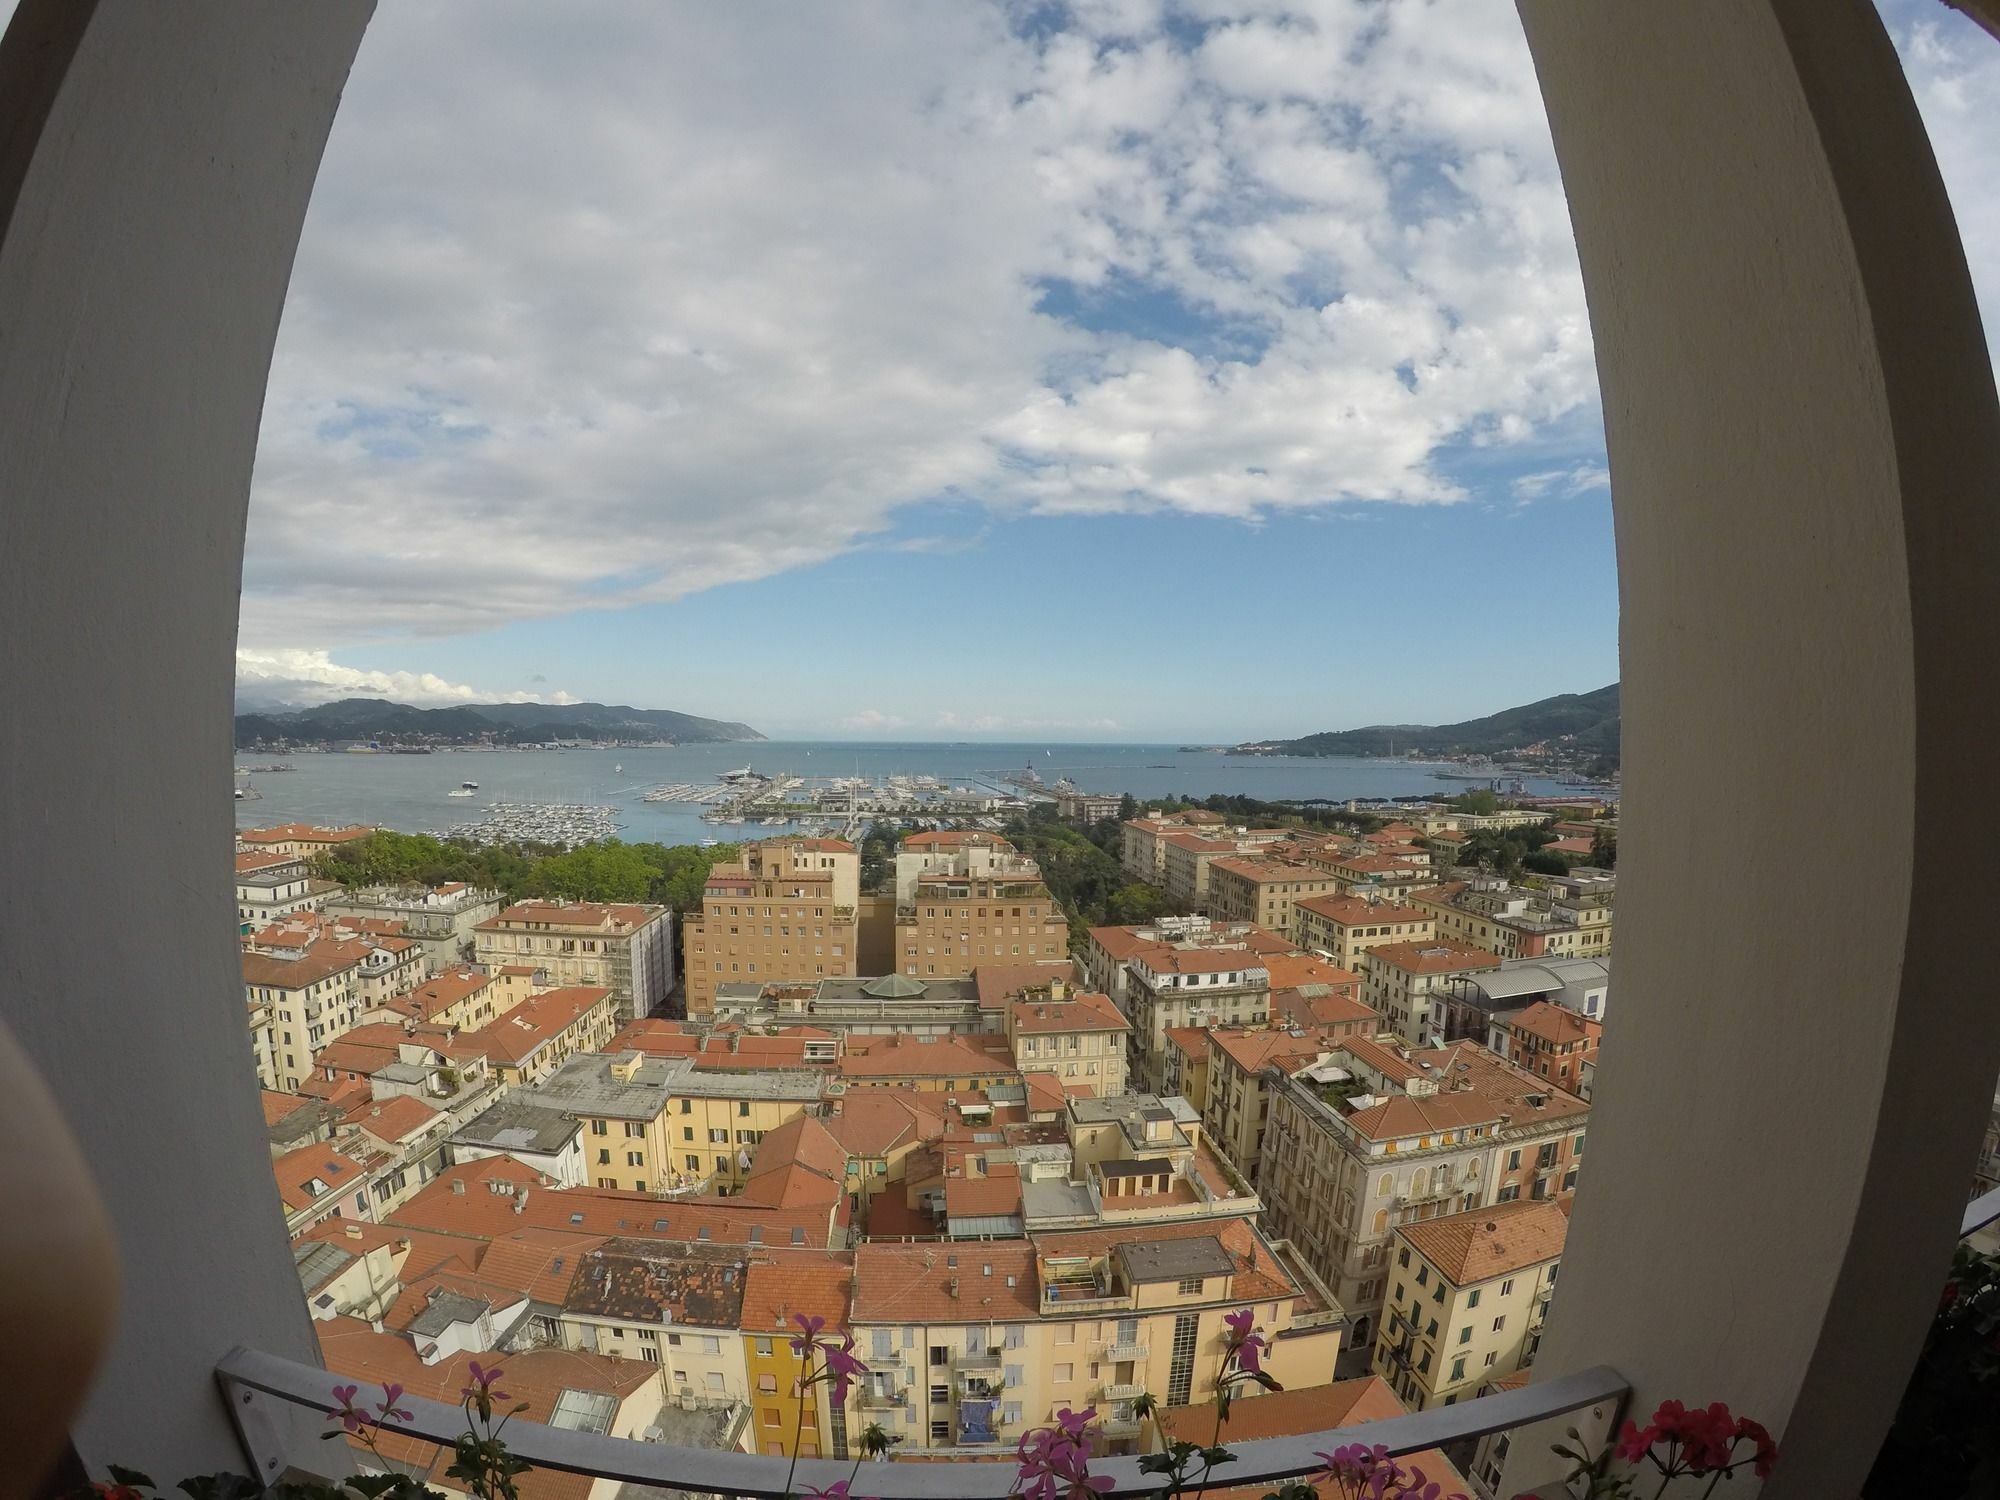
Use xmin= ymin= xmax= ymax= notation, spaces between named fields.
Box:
xmin=109 ymin=1468 xmax=156 ymax=1489
xmin=1202 ymin=1446 xmax=1237 ymax=1466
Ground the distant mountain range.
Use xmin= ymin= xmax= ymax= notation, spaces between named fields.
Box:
xmin=1242 ymin=683 xmax=1621 ymax=762
xmin=234 ymin=697 xmax=763 ymax=748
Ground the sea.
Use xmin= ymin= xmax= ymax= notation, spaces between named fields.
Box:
xmin=232 ymin=742 xmax=1592 ymax=847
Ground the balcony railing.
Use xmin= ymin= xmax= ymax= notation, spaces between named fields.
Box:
xmin=1103 ymin=1341 xmax=1148 ymax=1362
xmin=1100 ymin=1381 xmax=1146 ymax=1401
xmin=217 ymin=1345 xmax=1628 ymax=1497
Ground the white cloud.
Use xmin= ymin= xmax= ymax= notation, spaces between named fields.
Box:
xmin=234 ymin=648 xmax=575 ymax=708
xmin=1511 ymin=463 xmax=1609 ymax=503
xmin=242 ymin=0 xmax=1607 ymax=646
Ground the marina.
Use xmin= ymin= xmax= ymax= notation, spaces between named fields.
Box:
xmin=235 ymin=741 xmax=1609 ymax=847
xmin=426 ymin=801 xmax=620 ymax=847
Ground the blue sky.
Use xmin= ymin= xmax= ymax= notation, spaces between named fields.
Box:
xmin=233 ymin=0 xmax=1997 ymax=743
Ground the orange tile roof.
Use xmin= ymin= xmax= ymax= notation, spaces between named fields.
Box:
xmin=739 ymin=1250 xmax=857 ymax=1333
xmin=1263 ymin=952 xmax=1364 ymax=993
xmin=838 ymin=1033 xmax=1019 ymax=1081
xmin=1335 ymin=1036 xmax=1423 ymax=1083
xmin=387 ymin=1155 xmax=836 ymax=1248
xmin=1085 ymin=926 xmax=1153 ymax=960
xmin=316 ymin=1318 xmax=654 ymax=1500
xmin=742 ymin=1117 xmax=849 ymax=1209
xmin=1404 ymin=1041 xmax=1590 ymax=1122
xmin=1024 ymin=1072 xmax=1070 ymax=1113
xmin=478 ymin=900 xmax=664 ymax=932
xmin=1165 ymin=1025 xmax=1212 ymax=1060
xmin=1035 ymin=1219 xmax=1298 ymax=1303
xmin=1295 ymin=894 xmax=1430 ymax=927
xmin=852 ymin=1241 xmax=1040 ymax=1322
xmin=293 ymin=1218 xmax=482 ymax=1283
xmin=1340 ymin=1092 xmax=1502 ymax=1142
xmin=261 ymin=1089 xmax=313 ymax=1126
xmin=1208 ymin=856 xmax=1332 ymax=884
xmin=1133 ymin=945 xmax=1268 ymax=976
xmin=343 ymin=1094 xmax=441 ymax=1143
xmin=1548 ymin=837 xmax=1595 ymax=855
xmin=1009 ymin=990 xmax=1128 ymax=1035
xmin=270 ymin=1143 xmax=368 ymax=1212
xmin=823 ymin=1092 xmax=947 ymax=1158
xmin=1160 ymin=1376 xmax=1468 ymax=1499
xmin=241 ymin=946 xmax=365 ymax=990
xmin=1397 ymin=1198 xmax=1570 ymax=1283
xmin=1273 ymin=988 xmax=1380 ymax=1031
xmin=472 ymin=1226 xmax=606 ymax=1304
xmin=945 ymin=1174 xmax=1023 ymax=1218
xmin=1503 ymin=1001 xmax=1601 ymax=1048
xmin=974 ymin=960 xmax=1080 ymax=1010
xmin=1365 ymin=940 xmax=1502 ymax=975
xmin=395 ymin=968 xmax=500 ymax=1021
xmin=235 ymin=849 xmax=297 ymax=873
xmin=241 ymin=823 xmax=374 ymax=845
xmin=1209 ymin=1028 xmax=1332 ymax=1075
xmin=466 ymin=986 xmax=612 ymax=1065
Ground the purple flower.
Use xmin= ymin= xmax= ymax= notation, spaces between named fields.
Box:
xmin=1223 ymin=1308 xmax=1268 ymax=1375
xmin=791 ymin=1311 xmax=828 ymax=1357
xmin=374 ymin=1382 xmax=414 ymax=1423
xmin=821 ymin=1331 xmax=870 ymax=1404
xmin=1017 ymin=1415 xmax=1108 ymax=1500
xmin=801 ymin=1483 xmax=852 ymax=1500
xmin=329 ymin=1382 xmax=366 ymax=1434
xmin=463 ymin=1360 xmax=511 ymax=1404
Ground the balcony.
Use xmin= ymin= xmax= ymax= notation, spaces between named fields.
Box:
xmin=11 ymin=8 xmax=2000 ymax=1500
xmin=1101 ymin=1381 xmax=1146 ymax=1401
xmin=1103 ymin=1341 xmax=1149 ymax=1362
xmin=858 ymin=1385 xmax=907 ymax=1411
xmin=955 ymin=1349 xmax=1004 ymax=1374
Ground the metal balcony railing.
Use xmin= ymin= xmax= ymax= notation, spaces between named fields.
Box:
xmin=216 ymin=1345 xmax=1629 ymax=1498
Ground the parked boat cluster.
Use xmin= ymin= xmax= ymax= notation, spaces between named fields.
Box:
xmin=427 ymin=802 xmax=620 ymax=848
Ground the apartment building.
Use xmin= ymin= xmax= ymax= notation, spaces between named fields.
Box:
xmin=1362 ymin=941 xmax=1504 ymax=1048
xmin=243 ymin=937 xmax=400 ymax=1092
xmin=475 ymin=899 xmax=674 ymax=1023
xmin=740 ymin=1252 xmax=854 ymax=1459
xmin=1122 ymin=942 xmax=1274 ymax=1095
xmin=894 ymin=830 xmax=1017 ymax=902
xmin=323 ymin=881 xmax=505 ymax=967
xmin=1054 ymin=790 xmax=1123 ymax=823
xmin=895 ymin=866 xmax=1069 ymax=979
xmin=1373 ymin=1200 xmax=1569 ymax=1411
xmin=1205 ymin=858 xmax=1340 ymax=939
xmin=378 ymin=966 xmax=513 ymax=1029
xmin=1006 ymin=988 xmax=1130 ymax=1097
xmin=1303 ymin=850 xmax=1430 ymax=902
xmin=682 ymin=840 xmax=859 ymax=1017
xmin=845 ymin=1215 xmax=1343 ymax=1456
xmin=1410 ymin=877 xmax=1614 ymax=963
xmin=237 ymin=822 xmax=377 ymax=858
xmin=555 ymin=1239 xmax=750 ymax=1406
xmin=1487 ymin=1002 xmax=1601 ymax=1092
xmin=234 ymin=849 xmax=334 ymax=929
xmin=1294 ymin=895 xmax=1438 ymax=971
xmin=465 ymin=985 xmax=620 ymax=1087
xmin=837 ymin=1033 xmax=1021 ymax=1094
xmin=1258 ymin=1039 xmax=1588 ymax=1352
xmin=1432 ymin=956 xmax=1611 ymax=1045
xmin=524 ymin=1051 xmax=824 ymax=1196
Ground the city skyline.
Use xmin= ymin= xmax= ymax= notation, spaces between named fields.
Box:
xmin=238 ymin=0 xmax=1997 ymax=741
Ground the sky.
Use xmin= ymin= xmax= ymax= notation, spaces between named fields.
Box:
xmin=233 ymin=0 xmax=2000 ymax=743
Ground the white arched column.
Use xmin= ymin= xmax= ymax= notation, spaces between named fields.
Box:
xmin=1509 ymin=2 xmax=2000 ymax=1494
xmin=0 ymin=0 xmax=372 ymax=1476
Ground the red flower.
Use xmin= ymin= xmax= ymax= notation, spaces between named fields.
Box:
xmin=1614 ymin=1421 xmax=1659 ymax=1464
xmin=1940 ymin=1280 xmax=1961 ymax=1314
xmin=1733 ymin=1416 xmax=1779 ymax=1479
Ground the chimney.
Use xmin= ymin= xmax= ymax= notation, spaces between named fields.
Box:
xmin=947 ymin=1277 xmax=960 ymax=1299
xmin=452 ymin=1178 xmax=465 ymax=1195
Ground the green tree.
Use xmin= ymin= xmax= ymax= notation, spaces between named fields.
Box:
xmin=1522 ymin=848 xmax=1570 ymax=877
xmin=1449 ymin=788 xmax=1502 ymax=816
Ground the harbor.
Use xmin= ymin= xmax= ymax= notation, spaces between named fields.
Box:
xmin=233 ymin=741 xmax=1609 ymax=848
xmin=425 ymin=801 xmax=620 ymax=847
